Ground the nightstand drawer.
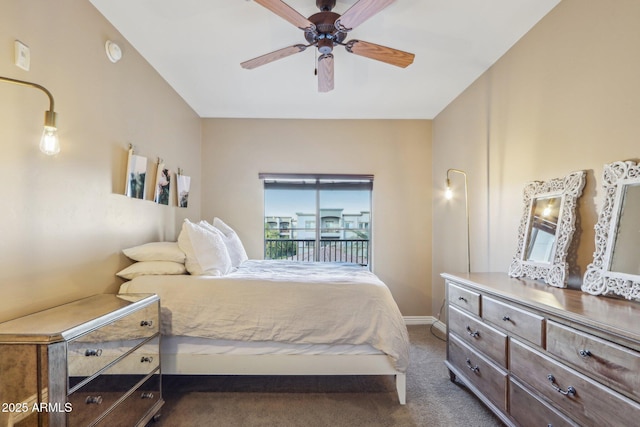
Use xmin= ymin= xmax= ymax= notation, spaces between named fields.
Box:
xmin=68 ymin=303 xmax=158 ymax=378
xmin=510 ymin=339 xmax=640 ymax=427
xmin=509 ymin=378 xmax=578 ymax=427
xmin=448 ymin=282 xmax=481 ymax=315
xmin=94 ymin=371 xmax=161 ymax=427
xmin=68 ymin=336 xmax=159 ymax=426
xmin=483 ymin=297 xmax=544 ymax=347
xmin=448 ymin=334 xmax=507 ymax=412
xmin=546 ymin=320 xmax=640 ymax=401
xmin=448 ymin=305 xmax=508 ymax=367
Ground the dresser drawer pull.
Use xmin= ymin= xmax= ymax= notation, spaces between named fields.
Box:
xmin=84 ymin=348 xmax=103 ymax=357
xmin=501 ymin=315 xmax=511 ymax=322
xmin=141 ymin=392 xmax=154 ymax=399
xmin=140 ymin=320 xmax=154 ymax=327
xmin=547 ymin=374 xmax=576 ymax=396
xmin=457 ymin=296 xmax=467 ymax=303
xmin=465 ymin=358 xmax=480 ymax=373
xmin=85 ymin=396 xmax=103 ymax=405
xmin=579 ymin=349 xmax=592 ymax=358
xmin=140 ymin=356 xmax=154 ymax=363
xmin=465 ymin=326 xmax=480 ymax=338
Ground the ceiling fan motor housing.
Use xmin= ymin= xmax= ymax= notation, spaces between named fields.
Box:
xmin=305 ymin=11 xmax=347 ymax=53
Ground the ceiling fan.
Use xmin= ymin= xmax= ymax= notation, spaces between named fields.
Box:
xmin=241 ymin=0 xmax=415 ymax=92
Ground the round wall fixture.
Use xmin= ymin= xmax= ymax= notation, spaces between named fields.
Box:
xmin=105 ymin=40 xmax=122 ymax=63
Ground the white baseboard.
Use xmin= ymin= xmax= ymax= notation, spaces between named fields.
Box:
xmin=403 ymin=316 xmax=447 ymax=334
xmin=403 ymin=316 xmax=435 ymax=325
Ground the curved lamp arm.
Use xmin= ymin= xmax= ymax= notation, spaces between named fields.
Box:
xmin=0 ymin=76 xmax=59 ymax=155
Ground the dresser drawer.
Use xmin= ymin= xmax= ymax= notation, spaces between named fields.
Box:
xmin=68 ymin=303 xmax=159 ymax=378
xmin=509 ymin=378 xmax=578 ymax=427
xmin=510 ymin=338 xmax=640 ymax=427
xmin=68 ymin=336 xmax=159 ymax=426
xmin=448 ymin=282 xmax=481 ymax=315
xmin=95 ymin=371 xmax=162 ymax=427
xmin=483 ymin=297 xmax=544 ymax=347
xmin=448 ymin=334 xmax=508 ymax=412
xmin=546 ymin=320 xmax=640 ymax=401
xmin=448 ymin=305 xmax=508 ymax=367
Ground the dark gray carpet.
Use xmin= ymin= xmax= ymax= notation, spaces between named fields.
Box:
xmin=153 ymin=325 xmax=503 ymax=426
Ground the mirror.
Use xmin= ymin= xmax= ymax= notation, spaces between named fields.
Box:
xmin=583 ymin=160 xmax=640 ymax=300
xmin=509 ymin=170 xmax=586 ymax=288
xmin=525 ymin=195 xmax=562 ymax=263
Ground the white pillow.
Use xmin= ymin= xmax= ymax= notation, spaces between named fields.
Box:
xmin=123 ymin=241 xmax=186 ymax=263
xmin=117 ymin=261 xmax=187 ymax=280
xmin=178 ymin=219 xmax=233 ymax=276
xmin=210 ymin=217 xmax=249 ymax=267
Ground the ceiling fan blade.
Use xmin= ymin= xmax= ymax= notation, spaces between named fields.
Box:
xmin=241 ymin=44 xmax=308 ymax=69
xmin=254 ymin=0 xmax=316 ymax=30
xmin=345 ymin=40 xmax=414 ymax=68
xmin=336 ymin=0 xmax=397 ymax=31
xmin=318 ymin=54 xmax=334 ymax=92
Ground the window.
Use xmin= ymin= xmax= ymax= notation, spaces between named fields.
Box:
xmin=261 ymin=173 xmax=373 ymax=266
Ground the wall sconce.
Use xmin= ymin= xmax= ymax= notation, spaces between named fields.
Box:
xmin=445 ymin=168 xmax=470 ymax=273
xmin=0 ymin=76 xmax=60 ymax=155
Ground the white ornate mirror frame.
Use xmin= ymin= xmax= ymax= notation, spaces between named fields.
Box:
xmin=508 ymin=170 xmax=586 ymax=288
xmin=582 ymin=160 xmax=640 ymax=300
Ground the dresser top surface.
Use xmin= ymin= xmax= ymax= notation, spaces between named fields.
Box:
xmin=442 ymin=272 xmax=640 ymax=343
xmin=0 ymin=293 xmax=158 ymax=343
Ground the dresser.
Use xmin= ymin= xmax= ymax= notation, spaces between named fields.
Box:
xmin=0 ymin=294 xmax=163 ymax=427
xmin=442 ymin=273 xmax=640 ymax=427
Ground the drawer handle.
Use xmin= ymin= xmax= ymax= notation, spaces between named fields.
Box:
xmin=85 ymin=396 xmax=103 ymax=405
xmin=579 ymin=349 xmax=592 ymax=358
xmin=140 ymin=320 xmax=154 ymax=327
xmin=141 ymin=392 xmax=154 ymax=399
xmin=84 ymin=348 xmax=103 ymax=357
xmin=140 ymin=356 xmax=154 ymax=363
xmin=465 ymin=358 xmax=479 ymax=373
xmin=502 ymin=315 xmax=511 ymax=322
xmin=547 ymin=374 xmax=576 ymax=397
xmin=465 ymin=326 xmax=480 ymax=338
xmin=457 ymin=296 xmax=467 ymax=303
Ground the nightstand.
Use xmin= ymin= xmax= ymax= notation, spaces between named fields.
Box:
xmin=0 ymin=293 xmax=163 ymax=426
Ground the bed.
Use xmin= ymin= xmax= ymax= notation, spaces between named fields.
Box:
xmin=118 ymin=259 xmax=410 ymax=404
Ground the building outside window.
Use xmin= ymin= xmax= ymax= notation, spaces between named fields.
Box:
xmin=261 ymin=174 xmax=373 ymax=267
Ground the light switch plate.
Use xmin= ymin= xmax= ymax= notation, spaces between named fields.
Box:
xmin=15 ymin=40 xmax=30 ymax=71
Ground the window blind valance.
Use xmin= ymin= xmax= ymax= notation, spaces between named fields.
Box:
xmin=260 ymin=173 xmax=373 ymax=191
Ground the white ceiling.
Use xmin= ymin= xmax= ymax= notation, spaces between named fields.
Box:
xmin=89 ymin=0 xmax=560 ymax=119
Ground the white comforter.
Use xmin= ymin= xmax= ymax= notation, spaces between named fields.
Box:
xmin=119 ymin=260 xmax=410 ymax=371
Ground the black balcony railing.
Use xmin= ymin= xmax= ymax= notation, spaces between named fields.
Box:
xmin=265 ymin=239 xmax=369 ymax=266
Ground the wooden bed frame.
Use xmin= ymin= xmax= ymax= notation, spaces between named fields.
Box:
xmin=161 ymin=352 xmax=407 ymax=404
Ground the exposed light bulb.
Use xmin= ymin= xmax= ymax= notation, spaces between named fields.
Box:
xmin=445 ymin=187 xmax=453 ymax=200
xmin=40 ymin=125 xmax=60 ymax=155
xmin=40 ymin=110 xmax=60 ymax=155
xmin=445 ymin=178 xmax=453 ymax=199
xmin=543 ymin=205 xmax=551 ymax=217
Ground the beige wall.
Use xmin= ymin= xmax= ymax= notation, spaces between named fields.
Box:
xmin=201 ymin=119 xmax=432 ymax=316
xmin=432 ymin=0 xmax=640 ymax=314
xmin=0 ymin=0 xmax=201 ymax=322
xmin=10 ymin=0 xmax=630 ymax=323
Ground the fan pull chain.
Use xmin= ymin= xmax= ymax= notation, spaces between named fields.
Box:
xmin=314 ymin=53 xmax=318 ymax=76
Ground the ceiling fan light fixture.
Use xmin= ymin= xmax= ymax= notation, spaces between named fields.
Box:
xmin=317 ymin=38 xmax=333 ymax=54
